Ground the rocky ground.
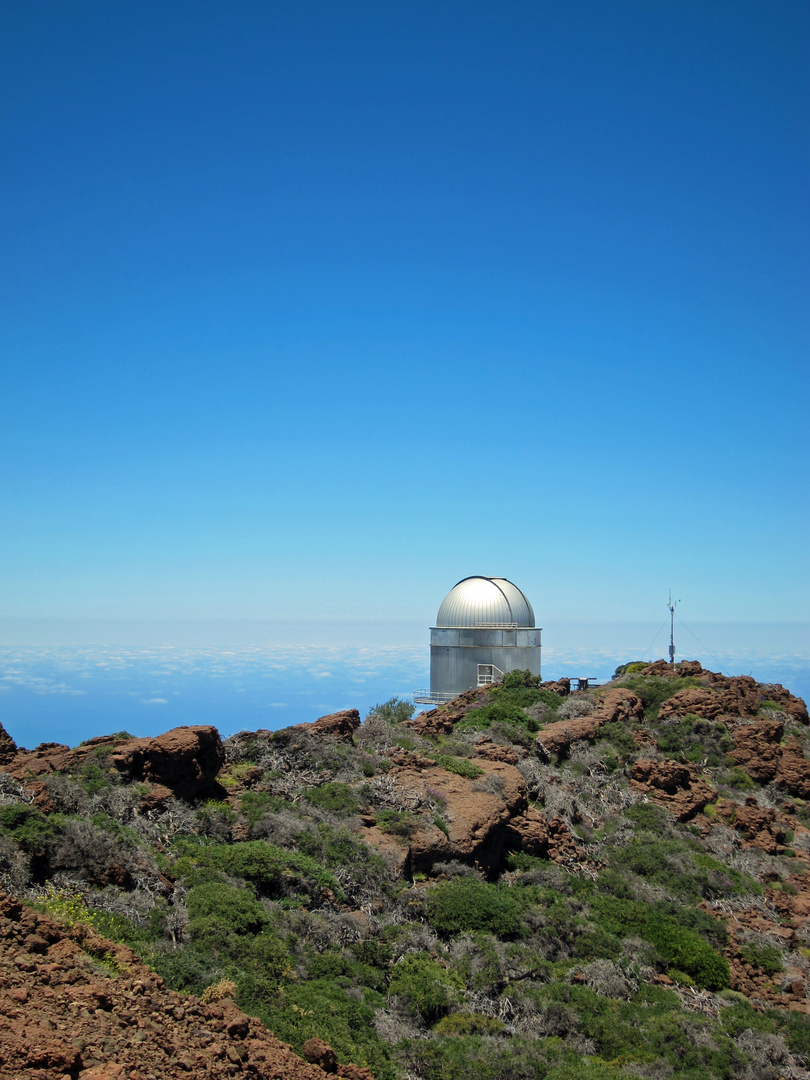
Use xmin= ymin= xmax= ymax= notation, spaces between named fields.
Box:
xmin=0 ymin=889 xmax=371 ymax=1080
xmin=3 ymin=660 xmax=810 ymax=1079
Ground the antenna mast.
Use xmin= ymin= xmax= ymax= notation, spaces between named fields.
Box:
xmin=667 ymin=591 xmax=679 ymax=667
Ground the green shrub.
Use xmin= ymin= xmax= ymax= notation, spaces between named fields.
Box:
xmin=173 ymin=838 xmax=340 ymax=903
xmin=724 ymin=768 xmax=757 ymax=790
xmin=614 ymin=662 xmax=647 ymax=676
xmin=366 ymin=697 xmax=414 ymax=724
xmin=597 ymin=720 xmax=639 ymax=759
xmin=457 ymin=700 xmax=539 ymax=733
xmin=388 ymin=954 xmax=462 ymax=1023
xmin=434 ymin=755 xmax=483 ymax=780
xmin=398 ymin=1032 xmax=577 ymax=1080
xmin=654 ymin=715 xmax=732 ymax=765
xmin=740 ymin=942 xmax=783 ymax=976
xmin=375 ymin=809 xmax=420 ymax=838
xmin=592 ymin=896 xmax=729 ymax=990
xmin=259 ymin=977 xmax=395 ymax=1079
xmin=426 ymin=879 xmax=525 ymax=939
xmin=433 ymin=1013 xmax=504 ymax=1036
xmin=573 ymin=927 xmax=623 ymax=961
xmin=187 ymin=881 xmax=270 ymax=938
xmin=304 ymin=782 xmax=361 ymax=815
xmin=78 ymin=762 xmax=113 ymax=794
xmin=613 ymin=675 xmax=703 ymax=716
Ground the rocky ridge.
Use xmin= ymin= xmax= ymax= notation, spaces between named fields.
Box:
xmin=0 ymin=888 xmax=371 ymax=1080
xmin=3 ymin=660 xmax=810 ymax=1079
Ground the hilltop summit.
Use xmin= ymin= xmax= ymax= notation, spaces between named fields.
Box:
xmin=2 ymin=662 xmax=810 ymax=1079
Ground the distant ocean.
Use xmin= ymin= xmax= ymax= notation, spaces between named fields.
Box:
xmin=1 ymin=622 xmax=808 ymax=750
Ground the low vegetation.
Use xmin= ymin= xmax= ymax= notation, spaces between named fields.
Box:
xmin=2 ymin=668 xmax=810 ymax=1080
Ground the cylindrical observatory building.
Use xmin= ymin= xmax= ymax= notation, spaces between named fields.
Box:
xmin=414 ymin=576 xmax=541 ymax=704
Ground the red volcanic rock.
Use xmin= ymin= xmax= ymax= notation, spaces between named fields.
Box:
xmin=675 ymin=660 xmax=704 ymax=676
xmin=714 ymin=797 xmax=788 ymax=854
xmin=303 ymin=1038 xmax=338 ymax=1073
xmin=3 ymin=727 xmax=225 ymax=804
xmin=404 ymin=686 xmax=492 ymax=738
xmin=730 ymin=722 xmax=810 ymax=799
xmin=656 ymin=673 xmax=808 ymax=727
xmin=730 ymin=719 xmax=784 ymax=782
xmin=761 ymin=684 xmax=810 ymax=725
xmin=361 ymin=756 xmax=584 ymax=875
xmin=297 ymin=710 xmax=361 ymax=742
xmin=111 ymin=726 xmax=224 ymax=801
xmin=475 ymin=738 xmax=520 ymax=765
xmin=541 ymin=678 xmax=571 ymax=696
xmin=658 ymin=683 xmax=761 ymax=723
xmin=0 ymin=723 xmax=16 ymax=767
xmin=503 ymin=805 xmax=549 ymax=855
xmin=535 ymin=688 xmax=644 ymax=757
xmin=776 ymin=740 xmax=810 ymax=799
xmin=0 ymin=889 xmax=372 ymax=1080
xmin=630 ymin=759 xmax=717 ymax=821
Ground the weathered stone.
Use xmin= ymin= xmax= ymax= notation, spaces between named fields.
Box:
xmin=0 ymin=722 xmax=17 ymax=766
xmin=630 ymin=759 xmax=717 ymax=821
xmin=111 ymin=726 xmax=224 ymax=801
xmin=535 ymin=688 xmax=644 ymax=757
xmin=296 ymin=710 xmax=361 ymax=742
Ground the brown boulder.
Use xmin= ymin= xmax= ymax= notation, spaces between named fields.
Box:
xmin=541 ymin=677 xmax=571 ymax=696
xmin=730 ymin=719 xmax=784 ymax=782
xmin=714 ymin=798 xmax=788 ymax=854
xmin=760 ymin=684 xmax=809 ymax=725
xmin=630 ymin=759 xmax=717 ymax=821
xmin=363 ymin=756 xmax=583 ymax=875
xmin=776 ymin=740 xmax=810 ymax=799
xmin=297 ymin=710 xmax=361 ymax=742
xmin=303 ymin=1038 xmax=338 ymax=1073
xmin=730 ymin=722 xmax=810 ymax=799
xmin=336 ymin=1066 xmax=376 ymax=1080
xmin=503 ymin=805 xmax=549 ymax=856
xmin=658 ymin=681 xmax=761 ymax=723
xmin=475 ymin=738 xmax=520 ymax=765
xmin=403 ymin=759 xmax=527 ymax=873
xmin=0 ymin=722 xmax=16 ymax=766
xmin=111 ymin=726 xmax=224 ymax=801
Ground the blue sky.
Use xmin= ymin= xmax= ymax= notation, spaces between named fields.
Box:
xmin=1 ymin=1 xmax=808 ymax=647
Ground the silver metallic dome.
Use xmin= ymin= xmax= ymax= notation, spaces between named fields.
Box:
xmin=435 ymin=576 xmax=535 ymax=628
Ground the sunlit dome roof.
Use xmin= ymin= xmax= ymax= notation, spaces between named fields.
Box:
xmin=435 ymin=576 xmax=535 ymax=628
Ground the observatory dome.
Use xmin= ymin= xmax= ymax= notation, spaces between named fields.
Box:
xmin=435 ymin=576 xmax=535 ymax=628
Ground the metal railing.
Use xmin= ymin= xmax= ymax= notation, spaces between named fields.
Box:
xmin=413 ymin=690 xmax=458 ymax=705
xmin=473 ymin=622 xmax=518 ymax=629
xmin=477 ymin=664 xmax=505 ymax=686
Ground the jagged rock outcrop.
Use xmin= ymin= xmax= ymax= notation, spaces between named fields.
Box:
xmin=730 ymin=721 xmax=810 ymax=798
xmin=360 ymin=755 xmax=583 ymax=875
xmin=730 ymin=719 xmax=785 ymax=781
xmin=649 ymin=666 xmax=808 ymax=726
xmin=658 ymin=682 xmax=762 ymax=722
xmin=111 ymin=726 xmax=225 ymax=801
xmin=296 ymin=709 xmax=361 ymax=742
xmin=534 ymin=687 xmax=644 ymax=757
xmin=630 ymin=758 xmax=717 ymax=821
xmin=0 ymin=889 xmax=370 ymax=1080
xmin=0 ymin=723 xmax=16 ymax=767
xmin=2 ymin=726 xmax=225 ymax=804
xmin=713 ymin=796 xmax=791 ymax=854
